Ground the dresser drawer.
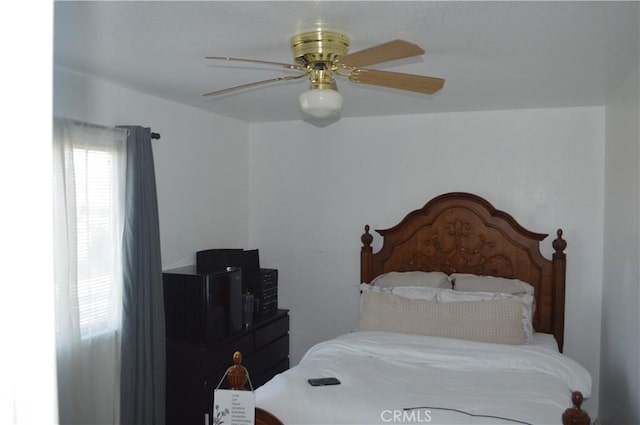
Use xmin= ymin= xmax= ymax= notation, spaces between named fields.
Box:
xmin=203 ymin=333 xmax=253 ymax=377
xmin=253 ymin=358 xmax=290 ymax=388
xmin=254 ymin=314 xmax=289 ymax=349
xmin=245 ymin=334 xmax=289 ymax=379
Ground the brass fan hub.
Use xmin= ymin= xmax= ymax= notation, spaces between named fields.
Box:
xmin=291 ymin=30 xmax=350 ymax=67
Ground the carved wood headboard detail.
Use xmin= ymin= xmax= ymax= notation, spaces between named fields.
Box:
xmin=360 ymin=192 xmax=567 ymax=351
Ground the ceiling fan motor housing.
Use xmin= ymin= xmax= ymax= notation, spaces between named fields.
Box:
xmin=291 ymin=30 xmax=350 ymax=89
xmin=291 ymin=30 xmax=350 ymax=66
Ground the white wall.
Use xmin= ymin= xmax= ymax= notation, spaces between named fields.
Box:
xmin=600 ymin=63 xmax=640 ymax=425
xmin=249 ymin=107 xmax=605 ymax=416
xmin=53 ymin=68 xmax=250 ymax=268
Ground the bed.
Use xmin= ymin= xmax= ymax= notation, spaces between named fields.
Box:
xmin=255 ymin=192 xmax=591 ymax=425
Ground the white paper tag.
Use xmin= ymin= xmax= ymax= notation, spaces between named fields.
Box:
xmin=213 ymin=389 xmax=255 ymax=425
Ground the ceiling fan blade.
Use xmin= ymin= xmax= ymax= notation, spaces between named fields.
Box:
xmin=203 ymin=73 xmax=308 ymax=96
xmin=349 ymin=69 xmax=444 ymax=94
xmin=206 ymin=56 xmax=305 ymax=71
xmin=339 ymin=40 xmax=425 ymax=68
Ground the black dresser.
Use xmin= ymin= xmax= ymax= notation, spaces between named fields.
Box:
xmin=166 ymin=309 xmax=290 ymax=425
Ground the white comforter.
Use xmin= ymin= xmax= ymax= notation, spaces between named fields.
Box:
xmin=255 ymin=332 xmax=591 ymax=425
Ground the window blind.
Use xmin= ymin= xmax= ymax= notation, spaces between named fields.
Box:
xmin=73 ymin=147 xmax=119 ymax=338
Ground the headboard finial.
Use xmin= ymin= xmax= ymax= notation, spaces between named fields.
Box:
xmin=361 ymin=225 xmax=373 ymax=252
xmin=553 ymin=229 xmax=567 ymax=257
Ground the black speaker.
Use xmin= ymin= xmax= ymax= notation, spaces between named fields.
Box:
xmin=240 ymin=249 xmax=260 ymax=294
xmin=257 ymin=268 xmax=278 ymax=315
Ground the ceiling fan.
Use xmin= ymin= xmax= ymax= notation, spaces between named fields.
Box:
xmin=204 ymin=30 xmax=445 ymax=119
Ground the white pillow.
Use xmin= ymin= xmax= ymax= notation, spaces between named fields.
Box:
xmin=371 ymin=271 xmax=452 ymax=289
xmin=436 ymin=289 xmax=535 ymax=343
xmin=360 ymin=283 xmax=442 ymax=301
xmin=358 ymin=291 xmax=525 ymax=345
xmin=451 ymin=274 xmax=534 ymax=295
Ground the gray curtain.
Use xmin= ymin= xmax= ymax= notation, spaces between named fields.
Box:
xmin=119 ymin=126 xmax=165 ymax=425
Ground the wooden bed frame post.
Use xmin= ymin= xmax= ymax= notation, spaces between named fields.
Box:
xmin=552 ymin=229 xmax=567 ymax=353
xmin=361 ymin=225 xmax=373 ymax=284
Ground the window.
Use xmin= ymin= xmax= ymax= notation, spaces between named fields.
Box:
xmin=73 ymin=146 xmax=121 ymax=337
xmin=53 ymin=119 xmax=127 ymax=340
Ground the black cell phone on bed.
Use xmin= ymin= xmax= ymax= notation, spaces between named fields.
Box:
xmin=307 ymin=377 xmax=341 ymax=386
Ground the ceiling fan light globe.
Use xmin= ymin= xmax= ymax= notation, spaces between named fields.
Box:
xmin=299 ymin=89 xmax=343 ymax=119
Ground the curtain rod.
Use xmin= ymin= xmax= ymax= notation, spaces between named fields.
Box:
xmin=118 ymin=128 xmax=161 ymax=140
xmin=54 ymin=117 xmax=161 ymax=140
xmin=121 ymin=129 xmax=161 ymax=140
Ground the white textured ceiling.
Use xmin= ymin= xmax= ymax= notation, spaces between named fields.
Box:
xmin=54 ymin=1 xmax=639 ymax=123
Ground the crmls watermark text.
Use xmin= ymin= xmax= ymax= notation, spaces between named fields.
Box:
xmin=380 ymin=409 xmax=432 ymax=423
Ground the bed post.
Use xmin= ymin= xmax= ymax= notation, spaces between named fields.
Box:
xmin=562 ymin=391 xmax=590 ymax=425
xmin=552 ymin=229 xmax=567 ymax=353
xmin=361 ymin=225 xmax=374 ymax=283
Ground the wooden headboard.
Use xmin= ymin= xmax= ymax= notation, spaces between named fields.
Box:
xmin=360 ymin=192 xmax=568 ymax=351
